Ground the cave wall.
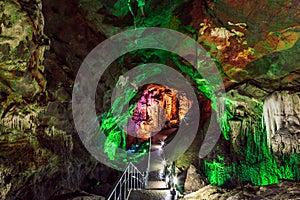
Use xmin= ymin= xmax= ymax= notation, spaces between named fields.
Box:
xmin=0 ymin=0 xmax=119 ymax=199
xmin=204 ymin=89 xmax=300 ymax=187
xmin=0 ymin=0 xmax=299 ymax=199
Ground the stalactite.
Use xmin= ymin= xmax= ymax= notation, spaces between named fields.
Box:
xmin=263 ymin=91 xmax=300 ymax=148
xmin=0 ymin=104 xmax=41 ymax=134
xmin=1 ymin=114 xmax=35 ymax=132
xmin=205 ymin=97 xmax=300 ymax=186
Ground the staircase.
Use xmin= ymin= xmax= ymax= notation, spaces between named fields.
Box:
xmin=107 ymin=141 xmax=178 ymax=200
xmin=128 ymin=144 xmax=177 ymax=200
xmin=129 ymin=189 xmax=177 ymax=200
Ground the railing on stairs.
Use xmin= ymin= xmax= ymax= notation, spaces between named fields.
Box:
xmin=107 ymin=162 xmax=146 ymax=200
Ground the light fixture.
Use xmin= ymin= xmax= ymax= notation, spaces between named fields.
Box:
xmin=159 ymin=169 xmax=164 ymax=178
xmin=166 ymin=176 xmax=169 ymax=183
xmin=173 ymin=176 xmax=178 ymax=185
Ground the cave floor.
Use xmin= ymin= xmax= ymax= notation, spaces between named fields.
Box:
xmin=127 ymin=141 xmax=178 ymax=199
xmin=125 ymin=180 xmax=300 ymax=200
xmin=183 ymin=181 xmax=300 ymax=200
xmin=129 ymin=189 xmax=177 ymax=200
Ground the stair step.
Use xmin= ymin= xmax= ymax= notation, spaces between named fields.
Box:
xmin=146 ymin=181 xmax=168 ymax=189
xmin=148 ymin=170 xmax=162 ymax=181
xmin=128 ymin=189 xmax=178 ymax=200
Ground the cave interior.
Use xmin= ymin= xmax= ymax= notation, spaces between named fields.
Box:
xmin=0 ymin=0 xmax=299 ymax=199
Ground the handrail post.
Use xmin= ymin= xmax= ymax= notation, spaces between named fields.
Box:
xmin=137 ymin=168 xmax=139 ymax=189
xmin=124 ymin=169 xmax=127 ymax=198
xmin=130 ymin=165 xmax=132 ymax=190
xmin=133 ymin=167 xmax=135 ymax=190
xmin=119 ymin=179 xmax=122 ymax=198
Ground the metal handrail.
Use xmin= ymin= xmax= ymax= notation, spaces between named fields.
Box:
xmin=107 ymin=162 xmax=146 ymax=200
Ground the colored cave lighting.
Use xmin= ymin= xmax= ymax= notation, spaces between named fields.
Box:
xmin=99 ymin=50 xmax=299 ymax=187
xmin=125 ymin=84 xmax=191 ymax=150
xmin=203 ymin=103 xmax=300 ymax=186
xmin=171 ymin=56 xmax=232 ymax=140
xmin=100 ymin=82 xmax=188 ymax=162
xmin=100 ymin=48 xmax=231 ymax=163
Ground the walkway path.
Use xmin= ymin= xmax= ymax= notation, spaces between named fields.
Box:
xmin=128 ymin=141 xmax=178 ymax=199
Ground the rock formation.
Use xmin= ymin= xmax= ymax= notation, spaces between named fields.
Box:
xmin=264 ymin=91 xmax=300 ymax=155
xmin=126 ymin=84 xmax=192 ymax=147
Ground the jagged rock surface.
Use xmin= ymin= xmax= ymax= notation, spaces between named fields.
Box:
xmin=0 ymin=1 xmax=117 ymax=199
xmin=184 ymin=164 xmax=207 ymax=194
xmin=126 ymin=84 xmax=192 ymax=146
